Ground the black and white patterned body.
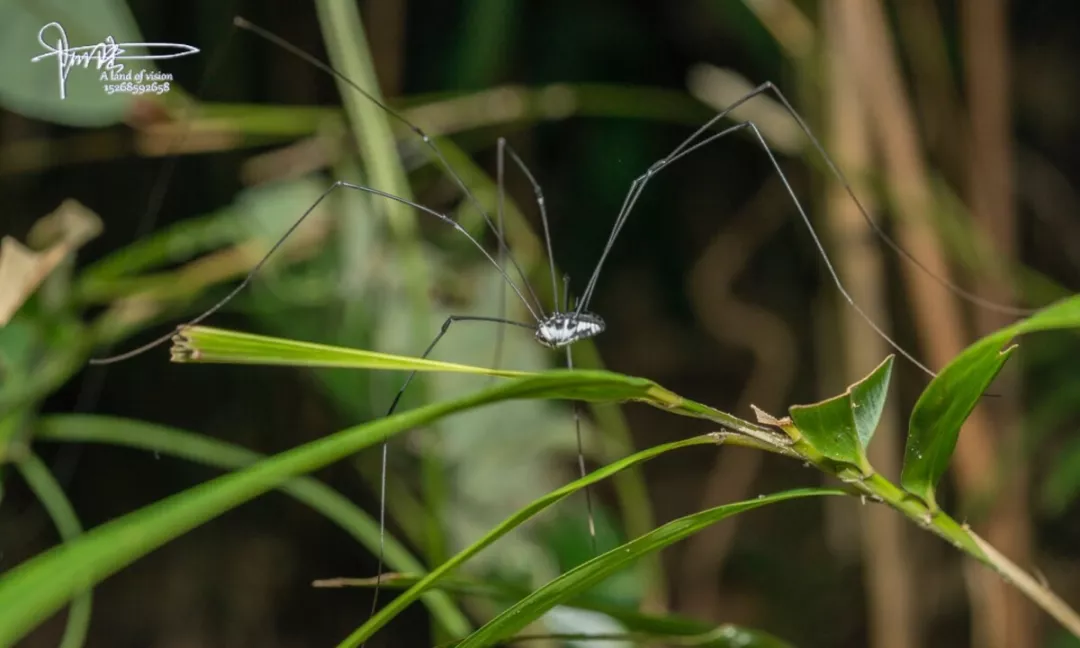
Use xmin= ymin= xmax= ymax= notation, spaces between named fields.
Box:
xmin=534 ymin=312 xmax=606 ymax=349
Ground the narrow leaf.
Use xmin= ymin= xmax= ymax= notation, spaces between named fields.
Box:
xmin=35 ymin=414 xmax=470 ymax=637
xmin=0 ymin=371 xmax=671 ymax=646
xmin=15 ymin=453 xmax=91 ymax=648
xmin=903 ymin=347 xmax=1015 ymax=508
xmin=457 ymin=488 xmax=843 ymax=647
xmin=317 ymin=572 xmax=793 ymax=647
xmin=171 ymin=325 xmax=528 ymax=377
xmin=172 ymin=326 xmax=788 ymax=449
xmin=902 ymin=295 xmax=1080 ymax=508
xmin=337 ymin=436 xmax=719 ymax=646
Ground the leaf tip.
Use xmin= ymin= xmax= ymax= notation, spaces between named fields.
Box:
xmin=169 ymin=329 xmax=199 ymax=363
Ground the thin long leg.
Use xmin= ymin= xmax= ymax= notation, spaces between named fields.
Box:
xmin=500 ymin=138 xmax=561 ymax=310
xmin=233 ymin=17 xmax=546 ymax=320
xmin=489 ymin=139 xmax=510 ymax=375
xmin=577 ymin=81 xmax=1035 ymax=318
xmin=75 ymin=15 xmax=241 ymax=401
xmin=563 ymin=275 xmax=597 ymax=555
xmin=91 ymin=181 xmax=542 ymax=364
xmin=369 ymin=314 xmax=535 ymax=622
xmin=575 ymin=118 xmax=935 ymax=376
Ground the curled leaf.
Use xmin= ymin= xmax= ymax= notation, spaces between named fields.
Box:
xmin=787 ymin=356 xmax=894 ymax=473
xmin=0 ymin=200 xmax=102 ymax=324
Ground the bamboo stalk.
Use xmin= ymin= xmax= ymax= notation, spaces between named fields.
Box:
xmin=825 ymin=3 xmax=917 ymax=646
xmin=961 ymin=1 xmax=1036 ymax=646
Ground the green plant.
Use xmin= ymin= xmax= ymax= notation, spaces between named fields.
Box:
xmin=3 ymin=295 xmax=1078 ymax=646
xmin=4 ymin=2 xmax=1080 ymax=646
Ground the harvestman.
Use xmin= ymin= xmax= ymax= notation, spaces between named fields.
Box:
xmin=90 ymin=15 xmax=1035 ymax=617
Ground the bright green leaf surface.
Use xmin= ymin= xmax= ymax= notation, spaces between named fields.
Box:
xmin=902 ymin=295 xmax=1080 ymax=508
xmin=171 ymin=326 xmax=788 ymax=445
xmin=849 ymin=356 xmax=894 ymax=449
xmin=789 ymin=395 xmax=864 ymax=470
xmin=171 ymin=326 xmax=530 ymax=377
xmin=456 ymin=488 xmax=842 ymax=648
xmin=788 ymin=356 xmax=893 ymax=472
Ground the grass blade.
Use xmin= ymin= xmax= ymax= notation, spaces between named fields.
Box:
xmin=34 ymin=414 xmax=471 ymax=638
xmin=15 ymin=453 xmax=91 ymax=648
xmin=457 ymin=488 xmax=844 ymax=647
xmin=336 ymin=435 xmax=721 ymax=647
xmin=316 ymin=573 xmax=794 ymax=647
xmin=0 ymin=371 xmax=657 ymax=646
xmin=170 ymin=326 xmax=795 ymax=452
xmin=0 ymin=369 xmax=753 ymax=645
xmin=171 ymin=325 xmax=528 ymax=376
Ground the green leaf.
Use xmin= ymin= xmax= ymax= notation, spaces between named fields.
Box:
xmin=456 ymin=488 xmax=843 ymax=648
xmin=171 ymin=326 xmax=531 ymax=376
xmin=171 ymin=326 xmax=791 ymax=449
xmin=788 ymin=356 xmax=894 ymax=472
xmin=0 ymin=317 xmax=38 ymax=385
xmin=15 ymin=453 xmax=91 ymax=648
xmin=0 ymin=371 xmax=661 ymax=646
xmin=1040 ymin=434 xmax=1080 ymax=516
xmin=318 ymin=573 xmax=794 ymax=647
xmin=0 ymin=1 xmax=173 ymax=126
xmin=849 ymin=356 xmax=894 ymax=448
xmin=338 ymin=435 xmax=719 ymax=647
xmin=902 ymin=295 xmax=1080 ymax=508
xmin=35 ymin=413 xmax=470 ymax=638
xmin=0 ymin=368 xmax=745 ymax=646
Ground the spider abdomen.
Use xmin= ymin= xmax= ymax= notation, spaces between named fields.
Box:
xmin=535 ymin=312 xmax=606 ymax=348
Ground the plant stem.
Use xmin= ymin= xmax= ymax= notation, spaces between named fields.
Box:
xmin=846 ymin=472 xmax=1080 ymax=638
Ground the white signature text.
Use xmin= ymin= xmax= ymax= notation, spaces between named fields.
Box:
xmin=30 ymin=22 xmax=199 ymax=99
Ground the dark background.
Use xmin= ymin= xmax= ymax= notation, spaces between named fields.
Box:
xmin=2 ymin=1 xmax=1080 ymax=647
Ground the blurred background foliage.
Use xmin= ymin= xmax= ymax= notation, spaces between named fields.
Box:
xmin=1 ymin=0 xmax=1079 ymax=646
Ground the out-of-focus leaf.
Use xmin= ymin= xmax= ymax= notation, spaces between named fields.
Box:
xmin=0 ymin=200 xmax=102 ymax=324
xmin=0 ymin=318 xmax=38 ymax=388
xmin=0 ymin=370 xmax=706 ymax=647
xmin=903 ymin=296 xmax=1080 ymax=508
xmin=36 ymin=414 xmax=471 ymax=638
xmin=788 ymin=356 xmax=893 ymax=472
xmin=15 ymin=453 xmax=91 ymax=648
xmin=77 ymin=177 xmax=335 ymax=309
xmin=686 ymin=64 xmax=803 ymax=155
xmin=319 ymin=572 xmax=794 ymax=647
xmin=1041 ymin=435 xmax=1080 ymax=515
xmin=1046 ymin=628 xmax=1080 ymax=648
xmin=0 ymin=2 xmax=190 ymax=126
